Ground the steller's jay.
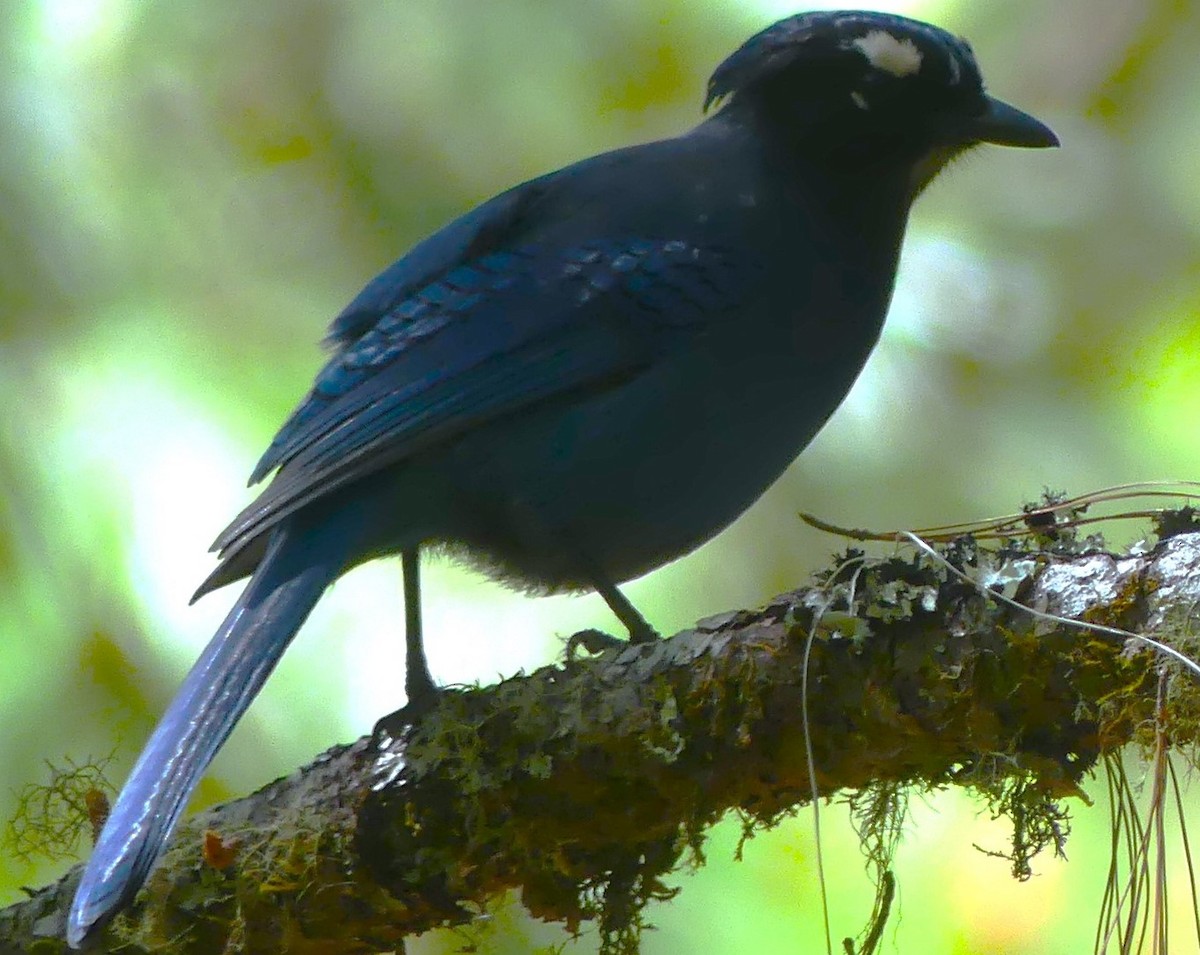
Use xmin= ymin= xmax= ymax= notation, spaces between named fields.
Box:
xmin=68 ymin=10 xmax=1057 ymax=945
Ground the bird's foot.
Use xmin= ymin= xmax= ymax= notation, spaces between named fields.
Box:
xmin=565 ymin=622 xmax=661 ymax=662
xmin=565 ymin=627 xmax=625 ymax=660
xmin=371 ymin=670 xmax=441 ymax=752
xmin=371 ymin=702 xmax=426 ymax=750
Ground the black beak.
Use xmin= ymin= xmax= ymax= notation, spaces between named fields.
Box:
xmin=964 ymin=95 xmax=1059 ymax=148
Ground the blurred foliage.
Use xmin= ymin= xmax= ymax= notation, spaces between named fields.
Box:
xmin=1 ymin=1 xmax=1198 ymax=952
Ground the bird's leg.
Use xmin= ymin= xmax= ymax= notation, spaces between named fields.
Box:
xmin=370 ymin=549 xmax=436 ymax=753
xmin=564 ymin=568 xmax=661 ymax=659
xmin=402 ymin=548 xmax=437 ymax=704
xmin=589 ymin=574 xmax=659 ymax=644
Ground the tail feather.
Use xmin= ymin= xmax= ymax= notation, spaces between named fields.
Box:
xmin=67 ymin=520 xmax=351 ymax=947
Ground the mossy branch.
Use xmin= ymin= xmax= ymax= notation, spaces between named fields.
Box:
xmin=4 ymin=531 xmax=1200 ymax=955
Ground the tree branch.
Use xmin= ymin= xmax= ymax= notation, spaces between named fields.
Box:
xmin=5 ymin=530 xmax=1200 ymax=954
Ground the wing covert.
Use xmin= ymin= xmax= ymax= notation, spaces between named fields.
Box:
xmin=217 ymin=239 xmax=740 ymax=558
xmin=321 ymin=179 xmax=547 ymax=352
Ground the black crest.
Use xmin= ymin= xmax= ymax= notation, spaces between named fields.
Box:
xmin=705 ymin=10 xmax=983 ymax=112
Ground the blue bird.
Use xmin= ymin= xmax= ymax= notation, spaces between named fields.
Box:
xmin=68 ymin=10 xmax=1057 ymax=946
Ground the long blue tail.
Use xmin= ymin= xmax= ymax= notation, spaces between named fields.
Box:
xmin=67 ymin=518 xmax=354 ymax=946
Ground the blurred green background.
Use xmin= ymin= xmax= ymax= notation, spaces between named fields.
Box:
xmin=2 ymin=0 xmax=1199 ymax=951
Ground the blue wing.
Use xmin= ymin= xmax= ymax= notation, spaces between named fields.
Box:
xmin=318 ymin=180 xmax=546 ymax=355
xmin=205 ymin=235 xmax=739 ymax=588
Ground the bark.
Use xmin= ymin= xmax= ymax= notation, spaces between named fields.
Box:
xmin=4 ymin=530 xmax=1200 ymax=955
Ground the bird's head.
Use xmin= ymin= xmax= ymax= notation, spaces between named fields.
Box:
xmin=706 ymin=11 xmax=1057 ymax=194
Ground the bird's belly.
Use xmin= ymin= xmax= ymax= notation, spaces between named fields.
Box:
xmin=437 ymin=338 xmax=846 ymax=590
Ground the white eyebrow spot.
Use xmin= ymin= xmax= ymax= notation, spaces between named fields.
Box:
xmin=850 ymin=90 xmax=869 ymax=110
xmin=852 ymin=30 xmax=923 ymax=78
